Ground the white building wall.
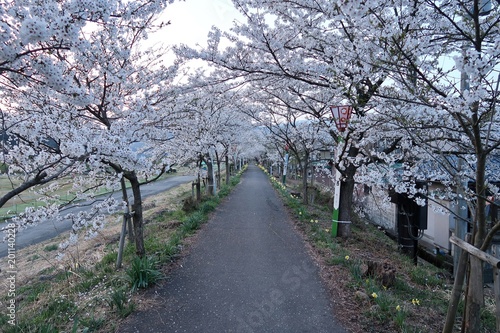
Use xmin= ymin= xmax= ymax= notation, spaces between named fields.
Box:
xmin=359 ymin=187 xmax=397 ymax=232
xmin=425 ymin=200 xmax=451 ymax=252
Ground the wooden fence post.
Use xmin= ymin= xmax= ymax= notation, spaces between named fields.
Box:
xmin=493 ymin=246 xmax=500 ymax=333
xmin=442 ymin=234 xmax=470 ymax=333
xmin=448 ymin=236 xmax=500 ymax=332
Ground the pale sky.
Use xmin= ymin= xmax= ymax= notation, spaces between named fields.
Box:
xmin=149 ymin=0 xmax=241 ymax=49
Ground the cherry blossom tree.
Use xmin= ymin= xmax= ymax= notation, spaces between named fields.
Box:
xmin=163 ymin=75 xmax=254 ymax=195
xmin=174 ymin=0 xmax=394 ymax=237
xmin=0 ymin=0 xmax=114 ymax=207
xmin=175 ymin=0 xmax=499 ymax=328
xmin=332 ymin=1 xmax=500 ymax=330
xmin=1 ymin=0 xmax=180 ymax=257
xmin=237 ymin=83 xmax=335 ymax=203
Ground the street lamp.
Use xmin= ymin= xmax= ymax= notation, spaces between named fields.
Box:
xmin=330 ymin=106 xmax=353 ymax=132
xmin=329 ymin=105 xmax=353 ymax=237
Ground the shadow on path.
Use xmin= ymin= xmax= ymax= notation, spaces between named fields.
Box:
xmin=118 ymin=164 xmax=346 ymax=333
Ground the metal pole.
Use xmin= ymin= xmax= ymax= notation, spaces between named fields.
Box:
xmin=209 ymin=149 xmax=217 ymax=196
xmin=332 ymin=138 xmax=341 ymax=237
xmin=212 ymin=159 xmax=217 ymax=195
xmin=282 ymin=153 xmax=289 ymax=184
xmin=453 ymin=44 xmax=470 ymax=276
xmin=328 ymin=105 xmax=353 ymax=238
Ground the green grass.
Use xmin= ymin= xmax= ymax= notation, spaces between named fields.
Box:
xmin=19 ymin=295 xmax=79 ymax=329
xmin=200 ymin=199 xmax=218 ymax=214
xmin=408 ymin=263 xmax=444 ymax=287
xmin=218 ymin=184 xmax=231 ymax=197
xmin=106 ymin=287 xmax=136 ymax=318
xmin=75 ymin=315 xmax=106 ymax=332
xmin=17 ymin=282 xmax=50 ymax=303
xmin=28 ymin=254 xmax=40 ymax=262
xmin=43 ymin=244 xmax=59 ymax=252
xmin=72 ymin=269 xmax=103 ymax=293
xmin=126 ymin=255 xmax=163 ymax=292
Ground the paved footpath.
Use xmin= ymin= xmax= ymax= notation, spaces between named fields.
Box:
xmin=118 ymin=164 xmax=347 ymax=333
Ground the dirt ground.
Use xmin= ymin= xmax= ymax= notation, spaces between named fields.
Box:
xmin=0 ymin=183 xmax=192 ymax=297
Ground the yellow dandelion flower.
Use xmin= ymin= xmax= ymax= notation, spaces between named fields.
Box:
xmin=371 ymin=292 xmax=378 ymax=299
xmin=412 ymin=298 xmax=420 ymax=306
xmin=396 ymin=305 xmax=401 ymax=311
xmin=344 ymin=255 xmax=350 ymax=260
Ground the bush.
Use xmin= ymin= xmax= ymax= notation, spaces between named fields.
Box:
xmin=218 ymin=184 xmax=231 ymax=197
xmin=126 ymin=256 xmax=163 ymax=292
xmin=230 ymin=176 xmax=240 ymax=186
xmin=182 ymin=196 xmax=199 ymax=213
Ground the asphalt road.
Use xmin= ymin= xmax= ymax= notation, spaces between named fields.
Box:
xmin=0 ymin=175 xmax=195 ymax=257
xmin=119 ymin=164 xmax=346 ymax=333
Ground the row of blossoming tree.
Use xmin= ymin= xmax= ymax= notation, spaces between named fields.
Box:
xmin=0 ymin=0 xmax=257 ymax=258
xmin=175 ymin=1 xmax=500 ymax=331
xmin=1 ymin=0 xmax=499 ymax=330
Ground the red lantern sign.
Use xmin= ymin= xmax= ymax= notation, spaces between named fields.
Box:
xmin=329 ymin=105 xmax=353 ymax=132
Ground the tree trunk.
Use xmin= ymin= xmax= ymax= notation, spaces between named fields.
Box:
xmin=442 ymin=234 xmax=470 ymax=333
xmin=464 ymin=257 xmax=483 ymax=333
xmin=464 ymin=152 xmax=487 ymax=332
xmin=302 ymin=166 xmax=309 ymax=205
xmin=207 ymin=158 xmax=215 ymax=196
xmin=338 ymin=147 xmax=357 ymax=238
xmin=196 ymin=174 xmax=201 ymax=202
xmin=338 ymin=172 xmax=354 ymax=237
xmin=302 ymin=155 xmax=309 ymax=205
xmin=474 ymin=154 xmax=487 ymax=247
xmin=125 ymin=171 xmax=146 ymax=257
xmin=216 ymin=150 xmax=221 ymax=189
